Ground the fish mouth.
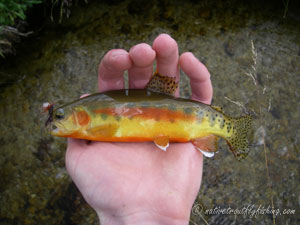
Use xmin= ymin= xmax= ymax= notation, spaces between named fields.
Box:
xmin=49 ymin=121 xmax=78 ymax=137
xmin=49 ymin=122 xmax=67 ymax=136
xmin=50 ymin=124 xmax=61 ymax=136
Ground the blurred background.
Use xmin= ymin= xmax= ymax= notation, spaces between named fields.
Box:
xmin=0 ymin=0 xmax=299 ymax=224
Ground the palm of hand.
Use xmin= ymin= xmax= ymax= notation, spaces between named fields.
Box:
xmin=65 ymin=34 xmax=212 ymax=223
xmin=66 ymin=141 xmax=202 ymax=219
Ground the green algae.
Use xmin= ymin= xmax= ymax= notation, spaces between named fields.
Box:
xmin=0 ymin=0 xmax=300 ymax=224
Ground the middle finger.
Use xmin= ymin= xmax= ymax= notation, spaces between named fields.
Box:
xmin=128 ymin=43 xmax=156 ymax=89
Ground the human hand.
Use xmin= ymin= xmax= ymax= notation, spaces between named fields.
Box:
xmin=65 ymin=34 xmax=213 ymax=225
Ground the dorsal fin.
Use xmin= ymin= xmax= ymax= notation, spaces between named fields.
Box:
xmin=146 ymin=71 xmax=178 ymax=95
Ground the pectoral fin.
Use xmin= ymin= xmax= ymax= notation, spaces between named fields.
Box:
xmin=192 ymin=135 xmax=219 ymax=158
xmin=87 ymin=124 xmax=119 ymax=137
xmin=154 ymin=135 xmax=169 ymax=151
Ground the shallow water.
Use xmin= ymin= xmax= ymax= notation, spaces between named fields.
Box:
xmin=0 ymin=0 xmax=299 ymax=224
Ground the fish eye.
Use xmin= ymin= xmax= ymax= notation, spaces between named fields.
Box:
xmin=55 ymin=108 xmax=64 ymax=120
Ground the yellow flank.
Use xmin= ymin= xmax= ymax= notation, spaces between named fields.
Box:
xmin=196 ymin=116 xmax=234 ymax=139
xmin=85 ymin=111 xmax=234 ymax=141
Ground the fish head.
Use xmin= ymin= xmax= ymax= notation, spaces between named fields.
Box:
xmin=47 ymin=105 xmax=90 ymax=137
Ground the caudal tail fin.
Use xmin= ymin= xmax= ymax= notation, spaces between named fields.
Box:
xmin=226 ymin=115 xmax=252 ymax=161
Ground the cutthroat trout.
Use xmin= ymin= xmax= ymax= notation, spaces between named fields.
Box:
xmin=46 ymin=73 xmax=252 ymax=160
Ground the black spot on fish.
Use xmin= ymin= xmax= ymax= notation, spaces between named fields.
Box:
xmin=198 ymin=111 xmax=204 ymax=116
xmin=101 ymin=114 xmax=108 ymax=120
xmin=197 ymin=111 xmax=204 ymax=123
xmin=209 ymin=114 xmax=215 ymax=127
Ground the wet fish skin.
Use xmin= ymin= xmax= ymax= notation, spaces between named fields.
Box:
xmin=49 ymin=89 xmax=252 ymax=160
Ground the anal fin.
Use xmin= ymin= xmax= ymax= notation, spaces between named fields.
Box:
xmin=154 ymin=135 xmax=169 ymax=151
xmin=192 ymin=135 xmax=219 ymax=158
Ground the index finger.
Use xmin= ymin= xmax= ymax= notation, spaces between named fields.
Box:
xmin=98 ymin=49 xmax=132 ymax=92
xmin=179 ymin=52 xmax=213 ymax=104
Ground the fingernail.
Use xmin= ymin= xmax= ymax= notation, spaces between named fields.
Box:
xmin=158 ymin=33 xmax=171 ymax=38
xmin=111 ymin=51 xmax=128 ymax=58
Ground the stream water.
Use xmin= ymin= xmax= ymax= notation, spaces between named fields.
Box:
xmin=0 ymin=0 xmax=299 ymax=224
